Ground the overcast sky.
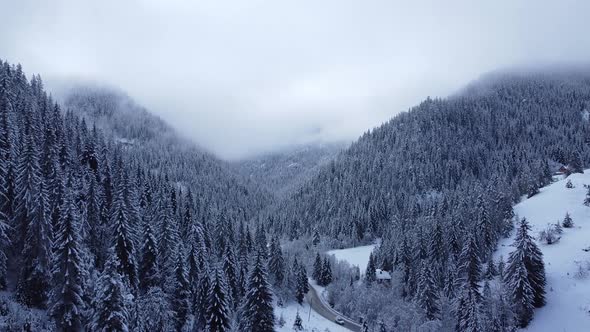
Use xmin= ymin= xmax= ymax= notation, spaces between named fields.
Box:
xmin=1 ymin=0 xmax=590 ymax=159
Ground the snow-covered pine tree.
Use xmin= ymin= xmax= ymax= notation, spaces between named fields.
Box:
xmin=49 ymin=175 xmax=87 ymax=330
xmin=206 ymin=268 xmax=231 ymax=332
xmin=268 ymin=236 xmax=285 ymax=286
xmin=562 ymin=212 xmax=574 ymax=228
xmin=139 ymin=219 xmax=160 ymax=292
xmin=0 ymin=85 xmax=12 ymax=290
xmin=91 ymin=255 xmax=130 ymax=332
xmin=485 ymin=258 xmax=497 ymax=279
xmin=157 ymin=196 xmax=180 ymax=294
xmin=415 ymin=262 xmax=439 ymax=320
xmin=295 ymin=264 xmax=308 ymax=304
xmin=293 ymin=311 xmax=303 ymax=331
xmin=194 ymin=268 xmax=211 ymax=331
xmin=584 ymin=185 xmax=590 ymax=206
xmin=16 ymin=177 xmax=53 ymax=307
xmin=504 ymin=218 xmax=546 ymax=327
xmin=136 ymin=286 xmax=173 ymax=331
xmin=456 ymin=234 xmax=482 ymax=332
xmin=505 ymin=257 xmax=535 ymax=328
xmin=365 ymin=252 xmax=377 ymax=284
xmin=312 ymin=253 xmax=323 ymax=282
xmin=239 ymin=254 xmax=275 ymax=332
xmin=321 ymin=257 xmax=333 ymax=286
xmin=110 ymin=170 xmax=138 ymax=290
xmin=222 ymin=245 xmax=240 ymax=308
xmin=312 ymin=228 xmax=320 ymax=246
xmin=172 ymin=245 xmax=190 ymax=331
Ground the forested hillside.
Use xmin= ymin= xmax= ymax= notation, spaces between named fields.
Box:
xmin=62 ymin=84 xmax=274 ymax=223
xmin=0 ymin=60 xmax=278 ymax=331
xmin=235 ymin=143 xmax=344 ymax=198
xmin=267 ymin=69 xmax=590 ymax=330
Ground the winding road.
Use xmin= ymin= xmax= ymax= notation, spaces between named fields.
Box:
xmin=306 ymin=282 xmax=362 ymax=332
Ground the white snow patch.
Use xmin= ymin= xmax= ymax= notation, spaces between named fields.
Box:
xmin=275 ymin=302 xmax=348 ymax=332
xmin=327 ymin=243 xmax=377 ymax=275
xmin=494 ymin=171 xmax=590 ymax=331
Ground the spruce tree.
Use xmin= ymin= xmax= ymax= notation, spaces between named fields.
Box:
xmin=222 ymin=246 xmax=240 ymax=307
xmin=456 ymin=234 xmax=482 ymax=332
xmin=172 ymin=246 xmax=190 ymax=331
xmin=416 ymin=262 xmax=439 ymax=320
xmin=365 ymin=252 xmax=377 ymax=283
xmin=293 ymin=311 xmax=303 ymax=330
xmin=504 ymin=218 xmax=546 ymax=327
xmin=239 ymin=254 xmax=275 ymax=332
xmin=312 ymin=253 xmax=323 ymax=283
xmin=194 ymin=269 xmax=211 ymax=331
xmin=206 ymin=268 xmax=231 ymax=332
xmin=562 ymin=212 xmax=574 ymax=228
xmin=91 ymin=255 xmax=130 ymax=332
xmin=16 ymin=178 xmax=53 ymax=307
xmin=111 ymin=176 xmax=138 ymax=289
xmin=139 ymin=221 xmax=160 ymax=292
xmin=49 ymin=178 xmax=86 ymax=331
xmin=268 ymin=237 xmax=285 ymax=286
xmin=321 ymin=257 xmax=333 ymax=286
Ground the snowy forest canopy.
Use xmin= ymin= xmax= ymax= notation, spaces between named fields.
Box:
xmin=0 ymin=59 xmax=588 ymax=331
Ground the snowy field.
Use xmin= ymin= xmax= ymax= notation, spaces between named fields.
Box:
xmin=275 ymin=302 xmax=349 ymax=332
xmin=495 ymin=172 xmax=590 ymax=331
xmin=327 ymin=243 xmax=377 ymax=274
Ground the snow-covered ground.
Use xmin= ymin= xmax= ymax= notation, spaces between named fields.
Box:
xmin=275 ymin=302 xmax=349 ymax=332
xmin=327 ymin=243 xmax=377 ymax=274
xmin=494 ymin=172 xmax=590 ymax=331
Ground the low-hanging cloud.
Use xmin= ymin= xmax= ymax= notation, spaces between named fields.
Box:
xmin=1 ymin=0 xmax=590 ymax=159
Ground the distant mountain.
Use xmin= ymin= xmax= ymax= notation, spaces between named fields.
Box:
xmin=234 ymin=143 xmax=346 ymax=198
xmin=62 ymin=83 xmax=274 ymax=224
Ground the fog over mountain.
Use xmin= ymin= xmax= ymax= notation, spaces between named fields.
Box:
xmin=2 ymin=0 xmax=590 ymax=159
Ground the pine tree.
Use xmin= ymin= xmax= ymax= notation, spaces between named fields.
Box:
xmin=295 ymin=264 xmax=308 ymax=305
xmin=321 ymin=257 xmax=333 ymax=286
xmin=49 ymin=178 xmax=86 ymax=331
xmin=268 ymin=237 xmax=285 ymax=286
xmin=365 ymin=252 xmax=377 ymax=283
xmin=416 ymin=262 xmax=439 ymax=320
xmin=456 ymin=234 xmax=482 ymax=332
xmin=504 ymin=218 xmax=546 ymax=327
xmin=485 ymin=259 xmax=497 ymax=279
xmin=312 ymin=228 xmax=320 ymax=246
xmin=91 ymin=255 xmax=130 ymax=332
xmin=222 ymin=246 xmax=240 ymax=307
xmin=206 ymin=268 xmax=231 ymax=332
xmin=172 ymin=246 xmax=190 ymax=331
xmin=312 ymin=253 xmax=323 ymax=283
xmin=0 ymin=88 xmax=12 ymax=290
xmin=239 ymin=254 xmax=275 ymax=332
xmin=562 ymin=212 xmax=574 ymax=228
xmin=16 ymin=177 xmax=53 ymax=307
xmin=194 ymin=269 xmax=211 ymax=331
xmin=111 ymin=176 xmax=138 ymax=289
xmin=136 ymin=286 xmax=174 ymax=332
xmin=139 ymin=221 xmax=160 ymax=292
xmin=293 ymin=311 xmax=303 ymax=331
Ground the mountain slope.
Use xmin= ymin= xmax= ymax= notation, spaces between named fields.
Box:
xmin=234 ymin=143 xmax=345 ymax=198
xmin=61 ymin=84 xmax=274 ymax=224
xmin=495 ymin=172 xmax=590 ymax=332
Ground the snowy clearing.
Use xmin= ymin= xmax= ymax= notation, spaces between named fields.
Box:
xmin=275 ymin=301 xmax=349 ymax=332
xmin=495 ymin=171 xmax=590 ymax=331
xmin=326 ymin=243 xmax=377 ymax=275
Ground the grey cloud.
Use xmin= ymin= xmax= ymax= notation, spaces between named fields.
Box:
xmin=1 ymin=0 xmax=590 ymax=159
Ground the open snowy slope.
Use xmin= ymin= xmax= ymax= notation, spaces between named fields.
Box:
xmin=495 ymin=172 xmax=590 ymax=331
xmin=327 ymin=244 xmax=377 ymax=275
xmin=275 ymin=302 xmax=349 ymax=332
